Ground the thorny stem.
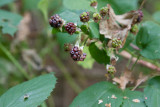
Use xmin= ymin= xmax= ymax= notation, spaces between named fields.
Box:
xmin=0 ymin=43 xmax=30 ymax=79
xmin=131 ymin=55 xmax=141 ymax=71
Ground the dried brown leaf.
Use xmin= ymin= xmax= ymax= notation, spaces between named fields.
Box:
xmin=99 ymin=4 xmax=139 ymax=46
xmin=113 ymin=68 xmax=134 ymax=90
xmin=132 ymin=72 xmax=149 ymax=91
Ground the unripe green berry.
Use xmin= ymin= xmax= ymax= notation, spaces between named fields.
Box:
xmin=112 ymin=38 xmax=122 ymax=48
xmin=130 ymin=24 xmax=138 ymax=35
xmin=93 ymin=13 xmax=101 ymax=23
xmin=80 ymin=12 xmax=90 ymax=23
xmin=90 ymin=0 xmax=98 ymax=8
xmin=100 ymin=7 xmax=108 ymax=17
xmin=107 ymin=65 xmax=116 ymax=74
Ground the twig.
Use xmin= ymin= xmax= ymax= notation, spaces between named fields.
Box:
xmin=119 ymin=51 xmax=160 ymax=72
xmin=139 ymin=0 xmax=147 ymax=10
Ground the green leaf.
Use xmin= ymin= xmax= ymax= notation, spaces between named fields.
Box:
xmin=153 ymin=11 xmax=160 ymax=24
xmin=144 ymin=76 xmax=160 ymax=107
xmin=0 ymin=10 xmax=22 ymax=36
xmin=0 ymin=0 xmax=14 ymax=7
xmin=122 ymin=89 xmax=145 ymax=107
xmin=0 ymin=73 xmax=56 ymax=107
xmin=38 ymin=0 xmax=49 ymax=21
xmin=70 ymin=81 xmax=123 ymax=107
xmin=89 ymin=42 xmax=110 ymax=64
xmin=89 ymin=22 xmax=100 ymax=39
xmin=136 ymin=21 xmax=160 ymax=59
xmin=70 ymin=81 xmax=145 ymax=107
xmin=59 ymin=10 xmax=83 ymax=26
xmin=23 ymin=0 xmax=40 ymax=11
xmin=97 ymin=0 xmax=138 ymax=14
xmin=56 ymin=32 xmax=78 ymax=48
xmin=78 ymin=46 xmax=95 ymax=69
xmin=63 ymin=0 xmax=94 ymax=11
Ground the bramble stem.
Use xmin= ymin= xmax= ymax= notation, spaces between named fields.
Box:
xmin=0 ymin=43 xmax=30 ymax=79
xmin=131 ymin=55 xmax=140 ymax=71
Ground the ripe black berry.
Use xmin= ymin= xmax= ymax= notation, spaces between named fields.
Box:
xmin=80 ymin=12 xmax=90 ymax=23
xmin=49 ymin=14 xmax=63 ymax=28
xmin=70 ymin=46 xmax=87 ymax=61
xmin=65 ymin=22 xmax=76 ymax=35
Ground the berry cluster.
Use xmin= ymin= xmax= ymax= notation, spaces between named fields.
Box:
xmin=112 ymin=38 xmax=122 ymax=48
xmin=70 ymin=46 xmax=87 ymax=61
xmin=49 ymin=14 xmax=63 ymax=28
xmin=93 ymin=13 xmax=101 ymax=23
xmin=80 ymin=12 xmax=90 ymax=23
xmin=100 ymin=7 xmax=108 ymax=18
xmin=65 ymin=22 xmax=76 ymax=35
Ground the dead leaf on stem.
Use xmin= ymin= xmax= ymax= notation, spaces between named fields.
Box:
xmin=99 ymin=4 xmax=140 ymax=46
xmin=113 ymin=68 xmax=134 ymax=90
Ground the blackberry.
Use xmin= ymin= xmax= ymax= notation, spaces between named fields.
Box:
xmin=70 ymin=46 xmax=87 ymax=61
xmin=49 ymin=14 xmax=63 ymax=28
xmin=100 ymin=7 xmax=108 ymax=18
xmin=65 ymin=22 xmax=76 ymax=35
xmin=80 ymin=12 xmax=90 ymax=23
xmin=90 ymin=0 xmax=98 ymax=8
xmin=112 ymin=38 xmax=122 ymax=48
xmin=93 ymin=13 xmax=101 ymax=23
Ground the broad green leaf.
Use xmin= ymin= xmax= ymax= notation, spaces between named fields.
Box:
xmin=108 ymin=0 xmax=138 ymax=14
xmin=63 ymin=0 xmax=94 ymax=11
xmin=136 ymin=21 xmax=160 ymax=59
xmin=38 ymin=0 xmax=49 ymax=21
xmin=78 ymin=46 xmax=95 ymax=69
xmin=89 ymin=22 xmax=100 ymax=39
xmin=56 ymin=32 xmax=78 ymax=48
xmin=0 ymin=10 xmax=22 ymax=36
xmin=0 ymin=73 xmax=56 ymax=107
xmin=0 ymin=0 xmax=14 ymax=7
xmin=97 ymin=0 xmax=138 ymax=14
xmin=70 ymin=81 xmax=123 ymax=107
xmin=59 ymin=10 xmax=83 ymax=26
xmin=70 ymin=81 xmax=145 ymax=107
xmin=153 ymin=11 xmax=160 ymax=24
xmin=89 ymin=42 xmax=110 ymax=64
xmin=122 ymin=89 xmax=145 ymax=107
xmin=144 ymin=76 xmax=160 ymax=107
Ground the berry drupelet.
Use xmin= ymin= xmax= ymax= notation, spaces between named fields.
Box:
xmin=49 ymin=14 xmax=63 ymax=28
xmin=70 ymin=46 xmax=87 ymax=61
xmin=80 ymin=12 xmax=90 ymax=23
xmin=65 ymin=22 xmax=76 ymax=35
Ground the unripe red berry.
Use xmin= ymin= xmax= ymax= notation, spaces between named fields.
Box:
xmin=65 ymin=22 xmax=76 ymax=35
xmin=100 ymin=7 xmax=108 ymax=18
xmin=80 ymin=12 xmax=90 ymax=23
